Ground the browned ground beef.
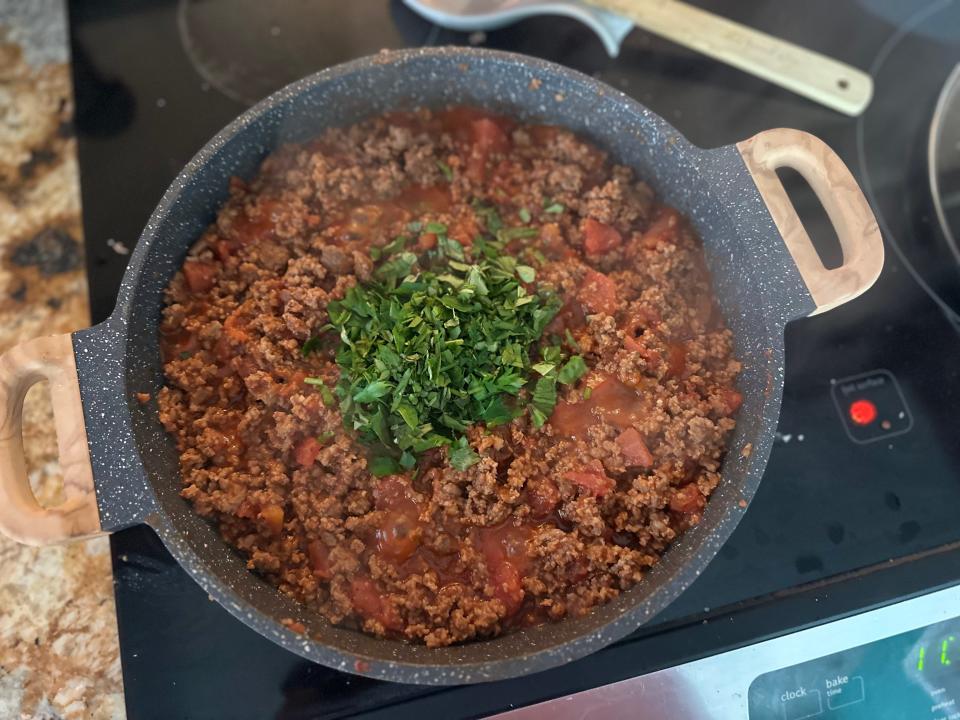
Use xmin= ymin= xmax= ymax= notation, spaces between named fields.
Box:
xmin=157 ymin=107 xmax=742 ymax=647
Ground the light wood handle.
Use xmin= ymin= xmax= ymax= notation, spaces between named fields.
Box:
xmin=0 ymin=334 xmax=101 ymax=545
xmin=737 ymin=128 xmax=884 ymax=315
xmin=584 ymin=0 xmax=873 ymax=116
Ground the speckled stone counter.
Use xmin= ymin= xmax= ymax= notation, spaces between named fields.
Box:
xmin=0 ymin=1 xmax=124 ymax=718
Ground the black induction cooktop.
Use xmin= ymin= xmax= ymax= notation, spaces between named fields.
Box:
xmin=67 ymin=1 xmax=960 ymax=718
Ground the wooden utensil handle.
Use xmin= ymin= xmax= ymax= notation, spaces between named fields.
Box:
xmin=0 ymin=334 xmax=101 ymax=545
xmin=737 ymin=128 xmax=883 ymax=315
xmin=585 ymin=0 xmax=873 ymax=116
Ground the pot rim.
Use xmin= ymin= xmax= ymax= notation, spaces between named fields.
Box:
xmin=97 ymin=46 xmax=788 ymax=685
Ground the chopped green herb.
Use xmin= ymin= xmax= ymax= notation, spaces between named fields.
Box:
xmin=326 ymin=222 xmax=566 ymax=469
xmin=353 ymin=380 xmax=391 ymax=403
xmin=473 ymin=202 xmax=503 ymax=233
xmin=564 ymin=329 xmax=580 ymax=351
xmin=498 ymin=227 xmax=540 ymax=242
xmin=516 ymin=265 xmax=536 ymax=284
xmin=369 ymin=455 xmax=400 ymax=477
xmin=439 ymin=238 xmax=466 ymax=263
xmin=531 ymin=362 xmax=556 ymax=376
xmin=381 ymin=235 xmax=409 ymax=256
xmin=558 ymin=356 xmax=587 ymax=385
xmin=518 ymin=207 xmax=531 ymax=224
xmin=303 ymin=377 xmax=326 ymax=386
xmin=544 ymin=202 xmax=565 ymax=214
xmin=374 ymin=251 xmax=417 ymax=284
xmin=449 ymin=437 xmax=480 ymax=471
xmin=319 ymin=385 xmax=335 ymax=407
xmin=317 ymin=431 xmax=335 ymax=444
xmin=436 ymin=159 xmax=454 ymax=182
xmin=531 ymin=376 xmax=558 ymax=428
xmin=583 ymin=386 xmax=593 ymax=400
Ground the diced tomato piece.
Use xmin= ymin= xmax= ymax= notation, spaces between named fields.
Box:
xmin=563 ymin=464 xmax=616 ymax=497
xmin=538 ymin=222 xmax=576 ymax=261
xmin=465 ymin=118 xmax=511 ymax=183
xmin=550 ymin=375 xmax=645 ymax=438
xmin=490 ymin=560 xmax=524 ymax=615
xmin=307 ymin=540 xmax=331 ymax=579
xmin=436 ymin=106 xmax=488 ymax=141
xmin=294 ymin=437 xmax=322 ymax=468
xmin=258 ymin=504 xmax=284 ymax=535
xmin=582 ymin=218 xmax=622 ymax=256
xmin=528 ymin=479 xmax=560 ymax=518
xmin=477 ymin=522 xmax=529 ymax=615
xmin=376 ymin=509 xmax=421 ymax=563
xmin=578 ymin=269 xmax=619 ymax=316
xmin=590 ymin=376 xmax=646 ymax=430
xmin=418 ymin=232 xmax=438 ymax=251
xmin=349 ymin=576 xmax=403 ymax=631
xmin=721 ymin=389 xmax=743 ymax=415
xmin=638 ymin=207 xmax=681 ymax=249
xmin=666 ymin=343 xmax=687 ymax=379
xmin=449 ymin=213 xmax=479 ymax=246
xmin=479 ymin=523 xmax=531 ymax=569
xmin=349 ymin=577 xmax=381 ymax=618
xmin=278 ymin=370 xmax=307 ymax=399
xmin=223 ymin=310 xmax=250 ymax=343
xmin=623 ymin=336 xmax=661 ymax=369
xmin=549 ymin=399 xmax=594 ymax=438
xmin=183 ymin=261 xmax=216 ymax=293
xmin=670 ymin=484 xmax=706 ymax=514
xmin=229 ymin=202 xmax=276 ymax=244
xmin=373 ymin=475 xmax=415 ymax=511
xmin=546 ymin=296 xmax=586 ymax=335
xmin=616 ymin=427 xmax=654 ymax=468
xmin=466 ymin=152 xmax=487 ymax=183
xmin=471 ymin=118 xmax=510 ymax=155
xmin=213 ymin=238 xmax=236 ymax=261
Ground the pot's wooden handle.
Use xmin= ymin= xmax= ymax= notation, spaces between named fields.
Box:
xmin=0 ymin=334 xmax=101 ymax=545
xmin=737 ymin=128 xmax=884 ymax=316
xmin=584 ymin=0 xmax=872 ymax=116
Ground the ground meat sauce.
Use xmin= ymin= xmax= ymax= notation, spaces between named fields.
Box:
xmin=157 ymin=107 xmax=742 ymax=647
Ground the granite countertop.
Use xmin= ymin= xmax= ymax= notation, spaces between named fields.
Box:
xmin=0 ymin=1 xmax=124 ymax=718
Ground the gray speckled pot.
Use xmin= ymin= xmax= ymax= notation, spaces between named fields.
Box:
xmin=68 ymin=48 xmax=882 ymax=684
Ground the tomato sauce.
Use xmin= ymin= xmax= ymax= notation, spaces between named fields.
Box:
xmin=550 ymin=375 xmax=649 ymax=438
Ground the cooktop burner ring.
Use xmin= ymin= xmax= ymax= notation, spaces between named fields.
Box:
xmin=176 ymin=0 xmax=435 ymax=105
xmin=929 ymin=62 xmax=960 ymax=267
xmin=856 ymin=0 xmax=960 ymax=325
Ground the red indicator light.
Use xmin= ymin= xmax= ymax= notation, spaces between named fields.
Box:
xmin=849 ymin=399 xmax=877 ymax=426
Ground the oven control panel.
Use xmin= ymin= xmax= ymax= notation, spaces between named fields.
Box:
xmin=493 ymin=585 xmax=960 ymax=720
xmin=748 ymin=617 xmax=960 ymax=719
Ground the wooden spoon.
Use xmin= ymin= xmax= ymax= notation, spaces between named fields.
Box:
xmin=403 ymin=0 xmax=873 ymax=116
xmin=587 ymin=0 xmax=872 ymax=115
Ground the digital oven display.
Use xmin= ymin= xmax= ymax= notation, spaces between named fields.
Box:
xmin=749 ymin=617 xmax=960 ymax=719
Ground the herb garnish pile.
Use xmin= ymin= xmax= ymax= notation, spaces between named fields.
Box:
xmin=307 ymin=207 xmax=586 ymax=474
